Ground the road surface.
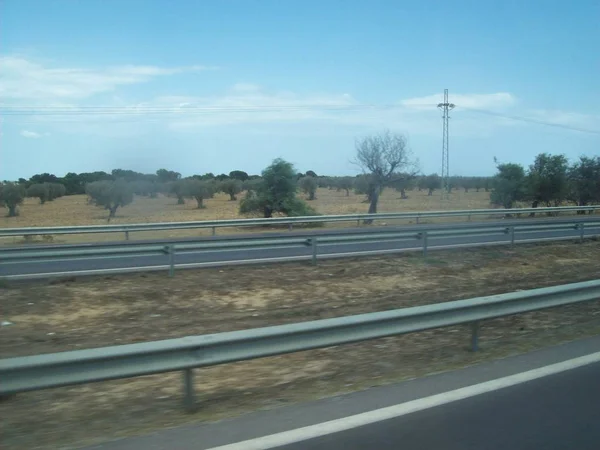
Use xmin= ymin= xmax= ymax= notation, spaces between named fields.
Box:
xmin=85 ymin=335 xmax=600 ymax=450
xmin=1 ymin=217 xmax=599 ymax=278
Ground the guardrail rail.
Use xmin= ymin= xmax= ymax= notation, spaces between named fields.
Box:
xmin=1 ymin=217 xmax=599 ymax=280
xmin=1 ymin=279 xmax=599 ymax=411
xmin=0 ymin=205 xmax=597 ymax=240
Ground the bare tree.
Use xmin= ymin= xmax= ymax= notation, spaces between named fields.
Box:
xmin=354 ymin=130 xmax=418 ymax=221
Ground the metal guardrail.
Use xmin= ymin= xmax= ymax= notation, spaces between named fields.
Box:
xmin=1 ymin=279 xmax=599 ymax=411
xmin=0 ymin=205 xmax=597 ymax=240
xmin=1 ymin=218 xmax=599 ymax=280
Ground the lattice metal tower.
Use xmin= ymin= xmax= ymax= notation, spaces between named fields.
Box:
xmin=437 ymin=89 xmax=455 ymax=199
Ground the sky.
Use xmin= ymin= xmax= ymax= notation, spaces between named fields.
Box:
xmin=1 ymin=0 xmax=598 ymax=180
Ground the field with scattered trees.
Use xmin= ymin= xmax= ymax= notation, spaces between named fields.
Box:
xmin=0 ymin=132 xmax=598 ymax=239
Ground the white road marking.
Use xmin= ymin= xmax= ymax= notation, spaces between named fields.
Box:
xmin=206 ymin=351 xmax=600 ymax=450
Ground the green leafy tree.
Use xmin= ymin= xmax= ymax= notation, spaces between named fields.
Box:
xmin=239 ymin=158 xmax=317 ymax=218
xmin=29 ymin=173 xmax=59 ymax=185
xmin=184 ymin=179 xmax=215 ymax=208
xmin=156 ymin=169 xmax=181 ymax=183
xmin=86 ymin=179 xmax=134 ymax=220
xmin=354 ymin=130 xmax=418 ymax=219
xmin=567 ymin=156 xmax=600 ymax=211
xmin=61 ymin=172 xmax=84 ymax=195
xmin=27 ymin=183 xmax=50 ymax=204
xmin=0 ymin=183 xmax=25 ymax=217
xmin=229 ymin=170 xmax=249 ymax=181
xmin=527 ymin=153 xmax=569 ymax=208
xmin=219 ymin=179 xmax=243 ymax=201
xmin=490 ymin=162 xmax=527 ymax=209
xmin=299 ymin=176 xmax=318 ymax=200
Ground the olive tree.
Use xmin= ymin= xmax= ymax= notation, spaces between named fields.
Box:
xmin=424 ymin=174 xmax=441 ymax=196
xmin=353 ymin=174 xmax=382 ymax=204
xmin=239 ymin=158 xmax=317 ymax=218
xmin=527 ymin=153 xmax=569 ymax=208
xmin=490 ymin=162 xmax=527 ymax=209
xmin=299 ymin=176 xmax=318 ymax=200
xmin=392 ymin=175 xmax=415 ymax=199
xmin=0 ymin=183 xmax=25 ymax=217
xmin=219 ymin=179 xmax=243 ymax=201
xmin=354 ymin=130 xmax=418 ymax=220
xmin=184 ymin=179 xmax=215 ymax=208
xmin=337 ymin=176 xmax=353 ymax=196
xmin=47 ymin=182 xmax=66 ymax=200
xmin=567 ymin=156 xmax=600 ymax=211
xmin=169 ymin=180 xmax=187 ymax=204
xmin=27 ymin=183 xmax=50 ymax=204
xmin=86 ymin=179 xmax=134 ymax=220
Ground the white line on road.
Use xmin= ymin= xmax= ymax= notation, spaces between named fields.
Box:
xmin=206 ymin=351 xmax=600 ymax=450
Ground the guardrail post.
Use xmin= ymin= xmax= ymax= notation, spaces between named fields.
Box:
xmin=311 ymin=237 xmax=318 ymax=265
xmin=212 ymin=227 xmax=216 ymax=236
xmin=183 ymin=369 xmax=196 ymax=412
xmin=470 ymin=321 xmax=480 ymax=352
xmin=125 ymin=231 xmax=129 ymax=241
xmin=510 ymin=226 xmax=515 ymax=248
xmin=422 ymin=231 xmax=428 ymax=258
xmin=288 ymin=224 xmax=293 ymax=231
xmin=467 ymin=214 xmax=471 ymax=222
xmin=168 ymin=245 xmax=175 ymax=277
xmin=579 ymin=223 xmax=585 ymax=244
xmin=416 ymin=216 xmax=420 ymax=224
xmin=357 ymin=219 xmax=360 ymax=227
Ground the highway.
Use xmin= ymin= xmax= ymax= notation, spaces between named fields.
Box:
xmin=85 ymin=335 xmax=600 ymax=450
xmin=277 ymin=360 xmax=600 ymax=450
xmin=1 ymin=217 xmax=599 ymax=278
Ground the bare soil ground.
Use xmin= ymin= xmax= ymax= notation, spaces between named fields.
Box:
xmin=1 ymin=240 xmax=600 ymax=449
xmin=0 ymin=188 xmax=499 ymax=245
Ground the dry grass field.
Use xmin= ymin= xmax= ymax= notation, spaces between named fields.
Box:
xmin=0 ymin=188 xmax=494 ymax=244
xmin=2 ymin=240 xmax=600 ymax=449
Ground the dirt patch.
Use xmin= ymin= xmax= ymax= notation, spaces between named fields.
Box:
xmin=1 ymin=240 xmax=600 ymax=449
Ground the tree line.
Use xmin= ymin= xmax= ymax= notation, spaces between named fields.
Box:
xmin=1 ymin=131 xmax=597 ymax=219
xmin=490 ymin=154 xmax=600 ymax=211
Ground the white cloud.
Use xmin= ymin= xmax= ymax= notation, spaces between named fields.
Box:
xmin=20 ymin=130 xmax=43 ymax=138
xmin=0 ymin=56 xmax=217 ymax=101
xmin=4 ymin=61 xmax=595 ymax=139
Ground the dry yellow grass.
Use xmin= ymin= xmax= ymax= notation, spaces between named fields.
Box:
xmin=1 ymin=188 xmax=493 ymax=228
xmin=0 ymin=188 xmax=494 ymax=244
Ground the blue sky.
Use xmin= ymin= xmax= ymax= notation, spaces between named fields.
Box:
xmin=1 ymin=0 xmax=598 ymax=180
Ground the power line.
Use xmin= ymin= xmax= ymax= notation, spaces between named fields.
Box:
xmin=1 ymin=102 xmax=597 ymax=135
xmin=0 ymin=103 xmax=423 ymax=116
xmin=456 ymin=106 xmax=600 ymax=135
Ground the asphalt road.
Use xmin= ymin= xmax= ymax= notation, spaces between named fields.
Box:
xmin=85 ymin=335 xmax=600 ymax=450
xmin=277 ymin=361 xmax=600 ymax=450
xmin=2 ymin=218 xmax=599 ymax=278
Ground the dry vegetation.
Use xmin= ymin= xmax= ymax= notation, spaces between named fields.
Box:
xmin=0 ymin=188 xmax=495 ymax=244
xmin=1 ymin=240 xmax=600 ymax=449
